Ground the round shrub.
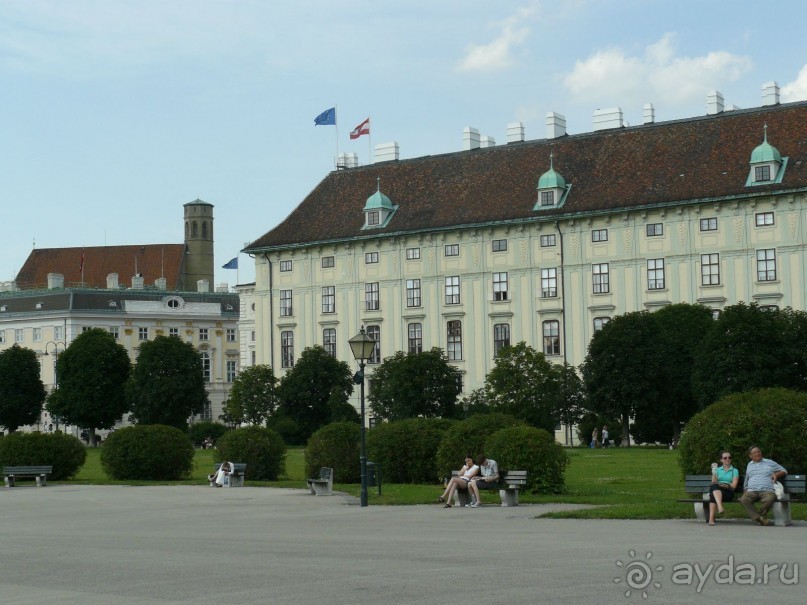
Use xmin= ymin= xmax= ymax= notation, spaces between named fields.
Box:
xmin=485 ymin=425 xmax=569 ymax=494
xmin=305 ymin=422 xmax=361 ymax=483
xmin=367 ymin=418 xmax=455 ymax=484
xmin=435 ymin=413 xmax=524 ymax=480
xmin=188 ymin=421 xmax=229 ymax=447
xmin=678 ymin=388 xmax=807 ymax=476
xmin=0 ymin=431 xmax=86 ymax=480
xmin=101 ymin=425 xmax=195 ymax=480
xmin=215 ymin=426 xmax=287 ymax=481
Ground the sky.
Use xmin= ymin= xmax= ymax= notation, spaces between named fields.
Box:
xmin=3 ymin=0 xmax=807 ymax=288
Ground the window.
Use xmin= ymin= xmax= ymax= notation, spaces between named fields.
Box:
xmin=226 ymin=360 xmax=238 ymax=382
xmin=701 ymin=253 xmax=720 ymax=285
xmin=700 ymin=218 xmax=718 ymax=232
xmin=322 ymin=286 xmax=335 ymax=313
xmin=199 ymin=328 xmax=209 ymax=341
xmin=200 ymin=402 xmax=212 ymax=421
xmin=367 ymin=211 xmax=379 ymax=225
xmin=756 ymin=249 xmax=776 ymax=281
xmin=281 ymin=331 xmax=294 ymax=368
xmin=543 ymin=320 xmax=560 ymax=356
xmin=15 ymin=329 xmax=23 ymax=343
xmin=54 ymin=326 xmax=64 ymax=341
xmin=492 ymin=239 xmax=507 ymax=252
xmin=167 ymin=298 xmax=181 ymax=309
xmin=755 ymin=165 xmax=771 ymax=182
xmin=33 ymin=327 xmax=42 ymax=342
xmin=445 ymin=244 xmax=459 ymax=257
xmin=593 ymin=317 xmax=610 ymax=332
xmin=540 ymin=234 xmax=556 ymax=247
xmin=83 ymin=326 xmax=92 ymax=333
xmin=592 ymin=263 xmax=610 ymax=294
xmin=365 ymin=283 xmax=380 ymax=310
xmin=109 ymin=327 xmax=120 ymax=340
xmin=321 ymin=256 xmax=335 ymax=268
xmin=447 ymin=321 xmax=462 ymax=361
xmin=541 ymin=268 xmax=557 ymax=298
xmin=592 ymin=229 xmax=608 ymax=243
xmin=200 ymin=352 xmax=211 ymax=382
xmin=540 ymin=191 xmax=555 ymax=206
xmin=760 ymin=305 xmax=779 ymax=312
xmin=251 ymin=350 xmax=256 ymax=365
xmin=406 ymin=247 xmax=420 ymax=260
xmin=493 ymin=323 xmax=510 ymax=356
xmin=755 ymin=212 xmax=774 ymax=227
xmin=226 ymin=328 xmax=236 ymax=342
xmin=138 ymin=327 xmax=148 ymax=341
xmin=280 ymin=290 xmax=293 ymax=316
xmin=711 ymin=309 xmax=722 ymax=320
xmin=407 ymin=323 xmax=423 ymax=354
xmin=279 ymin=260 xmax=293 ymax=272
xmin=366 ymin=325 xmax=381 ymax=364
xmin=323 ymin=328 xmax=336 ymax=357
xmin=646 ymin=223 xmax=663 ymax=237
xmin=250 ymin=330 xmax=256 ymax=342
xmin=365 ymin=252 xmax=379 ymax=264
xmin=647 ymin=259 xmax=665 ymax=290
xmin=0 ymin=331 xmax=4 ymax=344
xmin=169 ymin=327 xmax=178 ymax=337
xmin=493 ymin=272 xmax=508 ymax=301
xmin=445 ymin=276 xmax=460 ymax=304
xmin=406 ymin=279 xmax=421 ymax=307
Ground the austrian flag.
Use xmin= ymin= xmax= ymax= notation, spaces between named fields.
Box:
xmin=350 ymin=117 xmax=370 ymax=140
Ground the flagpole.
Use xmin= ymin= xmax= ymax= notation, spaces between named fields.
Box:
xmin=368 ymin=117 xmax=372 ymax=165
xmin=335 ymin=104 xmax=339 ymax=163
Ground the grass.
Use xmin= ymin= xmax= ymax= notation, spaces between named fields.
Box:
xmin=63 ymin=446 xmax=805 ymax=520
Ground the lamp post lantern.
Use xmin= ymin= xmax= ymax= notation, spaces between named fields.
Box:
xmin=348 ymin=326 xmax=376 ymax=507
xmin=44 ymin=341 xmax=66 ymax=431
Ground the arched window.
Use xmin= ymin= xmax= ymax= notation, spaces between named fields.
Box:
xmin=192 ymin=221 xmax=198 ymax=237
xmin=202 ymin=221 xmax=208 ymax=239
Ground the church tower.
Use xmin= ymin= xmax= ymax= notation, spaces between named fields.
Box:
xmin=182 ymin=200 xmax=214 ymax=291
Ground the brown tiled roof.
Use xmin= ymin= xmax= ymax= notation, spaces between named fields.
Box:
xmin=247 ymin=101 xmax=807 ymax=251
xmin=15 ymin=244 xmax=186 ymax=290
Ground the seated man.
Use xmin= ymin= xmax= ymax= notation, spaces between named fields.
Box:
xmin=739 ymin=446 xmax=787 ymax=526
xmin=467 ymin=454 xmax=499 ymax=508
xmin=209 ymin=461 xmax=234 ymax=487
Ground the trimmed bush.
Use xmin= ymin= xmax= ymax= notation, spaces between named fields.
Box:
xmin=188 ymin=421 xmax=229 ymax=447
xmin=678 ymin=388 xmax=807 ymax=476
xmin=100 ymin=425 xmax=195 ymax=480
xmin=305 ymin=422 xmax=361 ymax=483
xmin=215 ymin=426 xmax=287 ymax=481
xmin=434 ymin=413 xmax=524 ymax=480
xmin=367 ymin=418 xmax=455 ymax=484
xmin=485 ymin=425 xmax=569 ymax=494
xmin=0 ymin=431 xmax=86 ymax=480
xmin=266 ymin=410 xmax=305 ymax=446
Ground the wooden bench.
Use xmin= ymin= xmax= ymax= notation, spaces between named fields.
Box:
xmin=3 ymin=465 xmax=53 ymax=487
xmin=678 ymin=474 xmax=805 ymax=526
xmin=451 ymin=470 xmax=528 ymax=507
xmin=208 ymin=462 xmax=246 ymax=487
xmin=308 ymin=467 xmax=333 ymax=496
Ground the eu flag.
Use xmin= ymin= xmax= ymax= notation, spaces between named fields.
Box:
xmin=314 ymin=107 xmax=336 ymax=126
xmin=222 ymin=257 xmax=238 ymax=269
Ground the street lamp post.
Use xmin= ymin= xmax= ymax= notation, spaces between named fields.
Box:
xmin=348 ymin=326 xmax=376 ymax=508
xmin=44 ymin=341 xmax=66 ymax=431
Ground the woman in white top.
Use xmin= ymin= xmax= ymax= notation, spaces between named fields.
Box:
xmin=209 ymin=461 xmax=234 ymax=487
xmin=437 ymin=457 xmax=479 ymax=508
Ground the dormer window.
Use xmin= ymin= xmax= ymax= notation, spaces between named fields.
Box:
xmin=362 ymin=178 xmax=398 ymax=229
xmin=367 ymin=211 xmax=380 ymax=226
xmin=534 ymin=153 xmax=571 ymax=211
xmin=747 ymin=124 xmax=787 ymax=186
xmin=540 ymin=191 xmax=555 ymax=206
xmin=754 ymin=165 xmax=770 ymax=182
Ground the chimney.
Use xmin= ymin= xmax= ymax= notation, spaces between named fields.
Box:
xmin=592 ymin=107 xmax=624 ymax=131
xmin=107 ymin=273 xmax=119 ymax=289
xmin=706 ymin=91 xmax=724 ymax=115
xmin=197 ymin=279 xmax=210 ymax=293
xmin=131 ymin=275 xmax=144 ymax=289
xmin=154 ymin=277 xmax=167 ymax=290
xmin=216 ymin=283 xmax=229 ymax=293
xmin=480 ymin=135 xmax=496 ymax=148
xmin=546 ymin=112 xmax=567 ymax=139
xmin=762 ymin=81 xmax=780 ymax=106
xmin=47 ymin=273 xmax=64 ymax=289
xmin=374 ymin=142 xmax=400 ymax=163
xmin=462 ymin=127 xmax=480 ymax=150
xmin=506 ymin=122 xmax=525 ymax=143
xmin=643 ymin=103 xmax=655 ymax=124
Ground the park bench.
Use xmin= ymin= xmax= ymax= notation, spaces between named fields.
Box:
xmin=678 ymin=474 xmax=805 ymax=526
xmin=3 ymin=465 xmax=53 ymax=487
xmin=208 ymin=462 xmax=246 ymax=487
xmin=307 ymin=467 xmax=333 ymax=496
xmin=451 ymin=470 xmax=528 ymax=507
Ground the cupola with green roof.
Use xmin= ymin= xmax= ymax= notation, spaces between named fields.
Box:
xmin=362 ymin=178 xmax=398 ymax=229
xmin=534 ymin=153 xmax=571 ymax=210
xmin=747 ymin=124 xmax=787 ymax=186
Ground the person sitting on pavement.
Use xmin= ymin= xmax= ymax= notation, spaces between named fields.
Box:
xmin=738 ymin=445 xmax=787 ymax=526
xmin=209 ymin=461 xmax=234 ymax=487
xmin=708 ymin=450 xmax=739 ymax=526
xmin=467 ymin=454 xmax=499 ymax=508
xmin=437 ymin=456 xmax=479 ymax=508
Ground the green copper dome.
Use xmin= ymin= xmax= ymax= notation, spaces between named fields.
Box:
xmin=364 ymin=180 xmax=394 ymax=211
xmin=537 ymin=167 xmax=566 ymax=189
xmin=750 ymin=128 xmax=781 ymax=164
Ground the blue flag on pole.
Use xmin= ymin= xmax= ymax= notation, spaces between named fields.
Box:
xmin=222 ymin=257 xmax=238 ymax=269
xmin=314 ymin=107 xmax=336 ymax=126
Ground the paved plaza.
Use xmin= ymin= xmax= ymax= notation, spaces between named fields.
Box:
xmin=1 ymin=485 xmax=803 ymax=604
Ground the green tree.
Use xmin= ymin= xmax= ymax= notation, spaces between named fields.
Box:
xmin=46 ymin=329 xmax=131 ymax=446
xmin=0 ymin=345 xmax=47 ymax=432
xmin=555 ymin=362 xmax=585 ymax=442
xmin=483 ymin=342 xmax=559 ymax=432
xmin=126 ymin=335 xmax=208 ymax=430
xmin=276 ymin=346 xmax=354 ymax=444
xmin=368 ymin=348 xmax=461 ymax=421
xmin=224 ymin=364 xmax=278 ymax=425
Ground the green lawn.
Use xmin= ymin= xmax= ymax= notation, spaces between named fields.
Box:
xmin=64 ymin=446 xmax=804 ymax=520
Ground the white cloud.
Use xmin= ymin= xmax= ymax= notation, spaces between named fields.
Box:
xmin=782 ymin=64 xmax=807 ymax=102
xmin=563 ymin=33 xmax=753 ymax=106
xmin=457 ymin=4 xmax=538 ymax=73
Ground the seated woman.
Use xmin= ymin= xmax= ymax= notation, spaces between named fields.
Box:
xmin=708 ymin=451 xmax=739 ymax=525
xmin=437 ymin=457 xmax=479 ymax=508
xmin=209 ymin=461 xmax=234 ymax=487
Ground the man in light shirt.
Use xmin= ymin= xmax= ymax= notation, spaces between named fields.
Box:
xmin=467 ymin=455 xmax=499 ymax=508
xmin=739 ymin=445 xmax=787 ymax=526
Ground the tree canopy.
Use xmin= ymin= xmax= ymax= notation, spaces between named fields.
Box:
xmin=0 ymin=345 xmax=47 ymax=432
xmin=224 ymin=364 xmax=278 ymax=425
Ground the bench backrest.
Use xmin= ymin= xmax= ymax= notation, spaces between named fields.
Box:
xmin=3 ymin=466 xmax=53 ymax=474
xmin=320 ymin=467 xmax=333 ymax=481
xmin=449 ymin=469 xmax=528 ymax=487
xmin=684 ymin=474 xmax=804 ymax=494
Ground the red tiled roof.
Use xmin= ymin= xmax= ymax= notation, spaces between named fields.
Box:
xmin=15 ymin=244 xmax=186 ymax=290
xmin=247 ymin=101 xmax=807 ymax=251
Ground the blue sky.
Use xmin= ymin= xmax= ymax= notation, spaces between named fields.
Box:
xmin=3 ymin=0 xmax=806 ymax=287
